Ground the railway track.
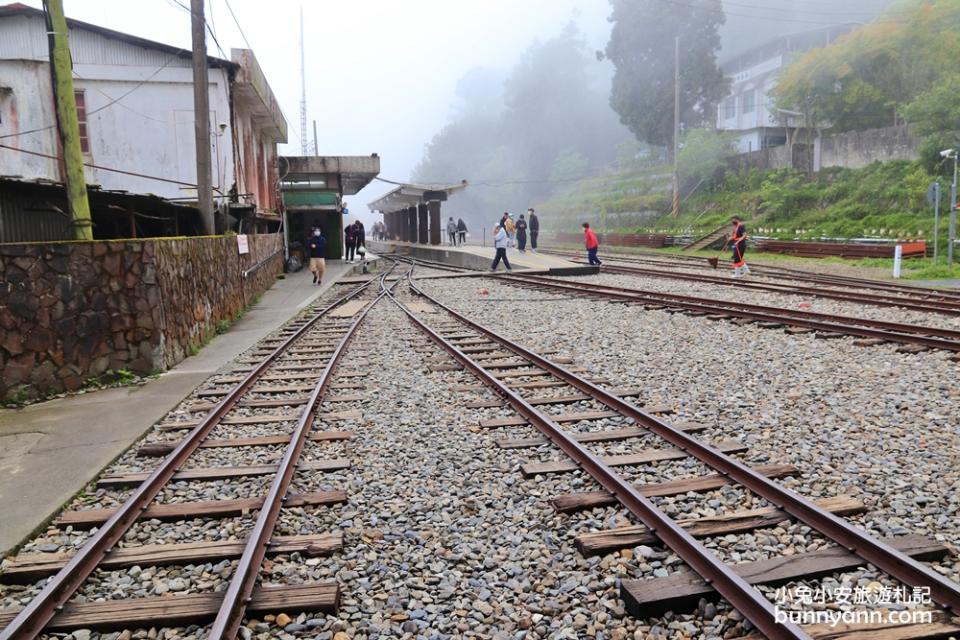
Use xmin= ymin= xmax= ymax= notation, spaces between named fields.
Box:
xmin=538 ymin=247 xmax=960 ymax=303
xmin=389 ymin=271 xmax=960 ymax=640
xmin=497 ymin=273 xmax=960 ymax=354
xmin=0 ymin=268 xmax=403 ymax=639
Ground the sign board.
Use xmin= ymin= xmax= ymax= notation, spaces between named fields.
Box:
xmin=892 ymin=244 xmax=902 ymax=279
xmin=342 ymin=207 xmax=349 ymax=216
xmin=237 ymin=234 xmax=249 ymax=254
xmin=927 ymin=182 xmax=940 ymax=206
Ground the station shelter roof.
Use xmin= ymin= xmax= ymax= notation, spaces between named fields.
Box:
xmin=367 ymin=181 xmax=467 ymax=214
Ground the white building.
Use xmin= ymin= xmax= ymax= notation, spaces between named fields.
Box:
xmin=0 ymin=3 xmax=286 ymax=226
xmin=716 ymin=25 xmax=853 ymax=154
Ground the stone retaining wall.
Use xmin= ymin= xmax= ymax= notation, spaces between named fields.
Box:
xmin=0 ymin=234 xmax=282 ymax=401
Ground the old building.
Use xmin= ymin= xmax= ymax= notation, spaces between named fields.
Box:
xmin=715 ymin=25 xmax=853 ymax=154
xmin=0 ymin=3 xmax=286 ymax=240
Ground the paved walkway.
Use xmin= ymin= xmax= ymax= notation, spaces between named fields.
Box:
xmin=0 ymin=261 xmax=357 ymax=555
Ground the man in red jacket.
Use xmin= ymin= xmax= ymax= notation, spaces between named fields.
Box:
xmin=583 ymin=222 xmax=601 ymax=265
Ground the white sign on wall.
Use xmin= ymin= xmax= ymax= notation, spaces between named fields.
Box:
xmin=237 ymin=234 xmax=249 ymax=255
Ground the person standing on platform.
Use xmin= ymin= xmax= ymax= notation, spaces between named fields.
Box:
xmin=457 ymin=217 xmax=468 ymax=245
xmin=528 ymin=208 xmax=539 ymax=252
xmin=504 ymin=213 xmax=516 ymax=246
xmin=307 ymin=228 xmax=327 ymax=285
xmin=490 ymin=224 xmax=513 ymax=271
xmin=447 ymin=217 xmax=458 ymax=246
xmin=729 ymin=215 xmax=750 ymax=278
xmin=583 ymin=222 xmax=601 ymax=265
xmin=516 ymin=213 xmax=528 ymax=252
xmin=344 ymin=223 xmax=356 ymax=262
xmin=354 ymin=220 xmax=366 ymax=250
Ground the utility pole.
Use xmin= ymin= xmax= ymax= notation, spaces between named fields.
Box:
xmin=190 ymin=0 xmax=215 ymax=235
xmin=950 ymin=152 xmax=957 ymax=266
xmin=671 ymin=35 xmax=681 ymax=218
xmin=43 ymin=0 xmax=93 ymax=240
xmin=313 ymin=119 xmax=318 ymax=157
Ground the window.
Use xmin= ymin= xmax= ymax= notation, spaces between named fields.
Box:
xmin=74 ymin=90 xmax=89 ymax=153
xmin=741 ymin=89 xmax=756 ymax=115
xmin=721 ymin=96 xmax=736 ymax=119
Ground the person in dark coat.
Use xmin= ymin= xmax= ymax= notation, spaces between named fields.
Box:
xmin=307 ymin=229 xmax=327 ymax=285
xmin=344 ymin=224 xmax=356 ymax=262
xmin=354 ymin=221 xmax=366 ymax=249
xmin=457 ymin=218 xmax=468 ymax=245
xmin=528 ymin=208 xmax=539 ymax=252
xmin=516 ymin=214 xmax=528 ymax=252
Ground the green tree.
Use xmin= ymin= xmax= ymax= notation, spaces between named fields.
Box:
xmin=604 ymin=0 xmax=727 ymax=149
xmin=677 ymin=127 xmax=736 ymax=185
xmin=774 ymin=0 xmax=960 ymax=132
xmin=901 ymin=74 xmax=960 ymax=176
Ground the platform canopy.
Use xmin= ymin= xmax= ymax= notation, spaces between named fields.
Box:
xmin=367 ymin=180 xmax=467 ymax=213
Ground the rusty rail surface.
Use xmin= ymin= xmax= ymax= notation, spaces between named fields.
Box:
xmin=589 ymin=262 xmax=960 ymax=316
xmin=208 ymin=268 xmax=401 ymax=639
xmin=0 ymin=274 xmax=386 ymax=640
xmin=499 ymin=273 xmax=960 ymax=351
xmin=397 ymin=276 xmax=960 ymax=634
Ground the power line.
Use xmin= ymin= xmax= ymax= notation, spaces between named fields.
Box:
xmin=223 ymin=0 xmax=253 ymax=51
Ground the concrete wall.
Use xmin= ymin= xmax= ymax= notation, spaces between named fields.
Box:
xmin=817 ymin=125 xmax=918 ymax=171
xmin=0 ymin=234 xmax=282 ymax=402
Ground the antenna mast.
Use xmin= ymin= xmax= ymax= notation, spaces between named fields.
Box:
xmin=299 ymin=5 xmax=308 ymax=155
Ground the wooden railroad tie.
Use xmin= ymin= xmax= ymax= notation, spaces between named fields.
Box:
xmin=521 ymin=441 xmax=746 ymax=477
xmin=0 ymin=533 xmax=342 ymax=585
xmin=100 ymin=459 xmax=350 ymax=487
xmin=185 ymin=393 xmax=364 ymax=413
xmin=465 ymin=388 xmax=642 ymax=409
xmin=156 ymin=410 xmax=362 ymax=431
xmin=620 ymin=534 xmax=949 ymax=618
xmin=137 ymin=432 xmax=353 ymax=457
xmin=549 ymin=464 xmax=800 ymax=513
xmin=497 ymin=422 xmax=706 ymax=450
xmin=0 ymin=583 xmax=339 ymax=632
xmin=478 ymin=406 xmax=672 ymax=429
xmin=575 ymin=495 xmax=864 ymax=556
xmin=55 ymin=491 xmax=347 ymax=529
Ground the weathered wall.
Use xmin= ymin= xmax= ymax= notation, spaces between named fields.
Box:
xmin=727 ymin=125 xmax=919 ymax=174
xmin=817 ymin=124 xmax=918 ymax=170
xmin=0 ymin=234 xmax=282 ymax=401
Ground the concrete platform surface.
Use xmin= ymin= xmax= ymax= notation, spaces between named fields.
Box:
xmin=368 ymin=240 xmax=598 ymax=275
xmin=0 ymin=261 xmax=358 ymax=555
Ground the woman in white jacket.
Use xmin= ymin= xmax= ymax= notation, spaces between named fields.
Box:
xmin=490 ymin=224 xmax=513 ymax=271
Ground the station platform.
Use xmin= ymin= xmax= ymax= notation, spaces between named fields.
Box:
xmin=0 ymin=260 xmax=361 ymax=555
xmin=367 ymin=239 xmax=597 ymax=275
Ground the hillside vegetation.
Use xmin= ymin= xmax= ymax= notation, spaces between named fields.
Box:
xmin=538 ymin=160 xmax=940 ymax=243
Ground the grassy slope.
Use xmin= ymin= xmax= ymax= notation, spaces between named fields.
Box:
xmin=538 ymin=160 xmax=940 ymax=241
xmin=537 ymin=159 xmax=960 ymax=280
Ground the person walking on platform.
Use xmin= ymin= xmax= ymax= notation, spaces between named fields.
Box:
xmin=516 ymin=213 xmax=528 ymax=252
xmin=729 ymin=215 xmax=750 ymax=278
xmin=457 ymin=218 xmax=468 ymax=245
xmin=308 ymin=228 xmax=327 ymax=285
xmin=344 ymin=223 xmax=356 ymax=262
xmin=583 ymin=222 xmax=601 ymax=265
xmin=528 ymin=208 xmax=539 ymax=252
xmin=447 ymin=217 xmax=458 ymax=246
xmin=490 ymin=224 xmax=513 ymax=271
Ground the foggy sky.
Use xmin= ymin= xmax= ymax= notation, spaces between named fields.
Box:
xmin=19 ymin=0 xmax=891 ymax=224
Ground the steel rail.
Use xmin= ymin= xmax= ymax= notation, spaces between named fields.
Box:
xmin=208 ymin=268 xmax=401 ymax=639
xmin=498 ymin=274 xmax=960 ymax=351
xmin=0 ymin=276 xmax=383 ymax=640
xmin=588 ymin=262 xmax=960 ymax=316
xmin=387 ymin=283 xmax=811 ymax=640
xmin=555 ymin=249 xmax=960 ymax=299
xmin=406 ymin=278 xmax=960 ymax=618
